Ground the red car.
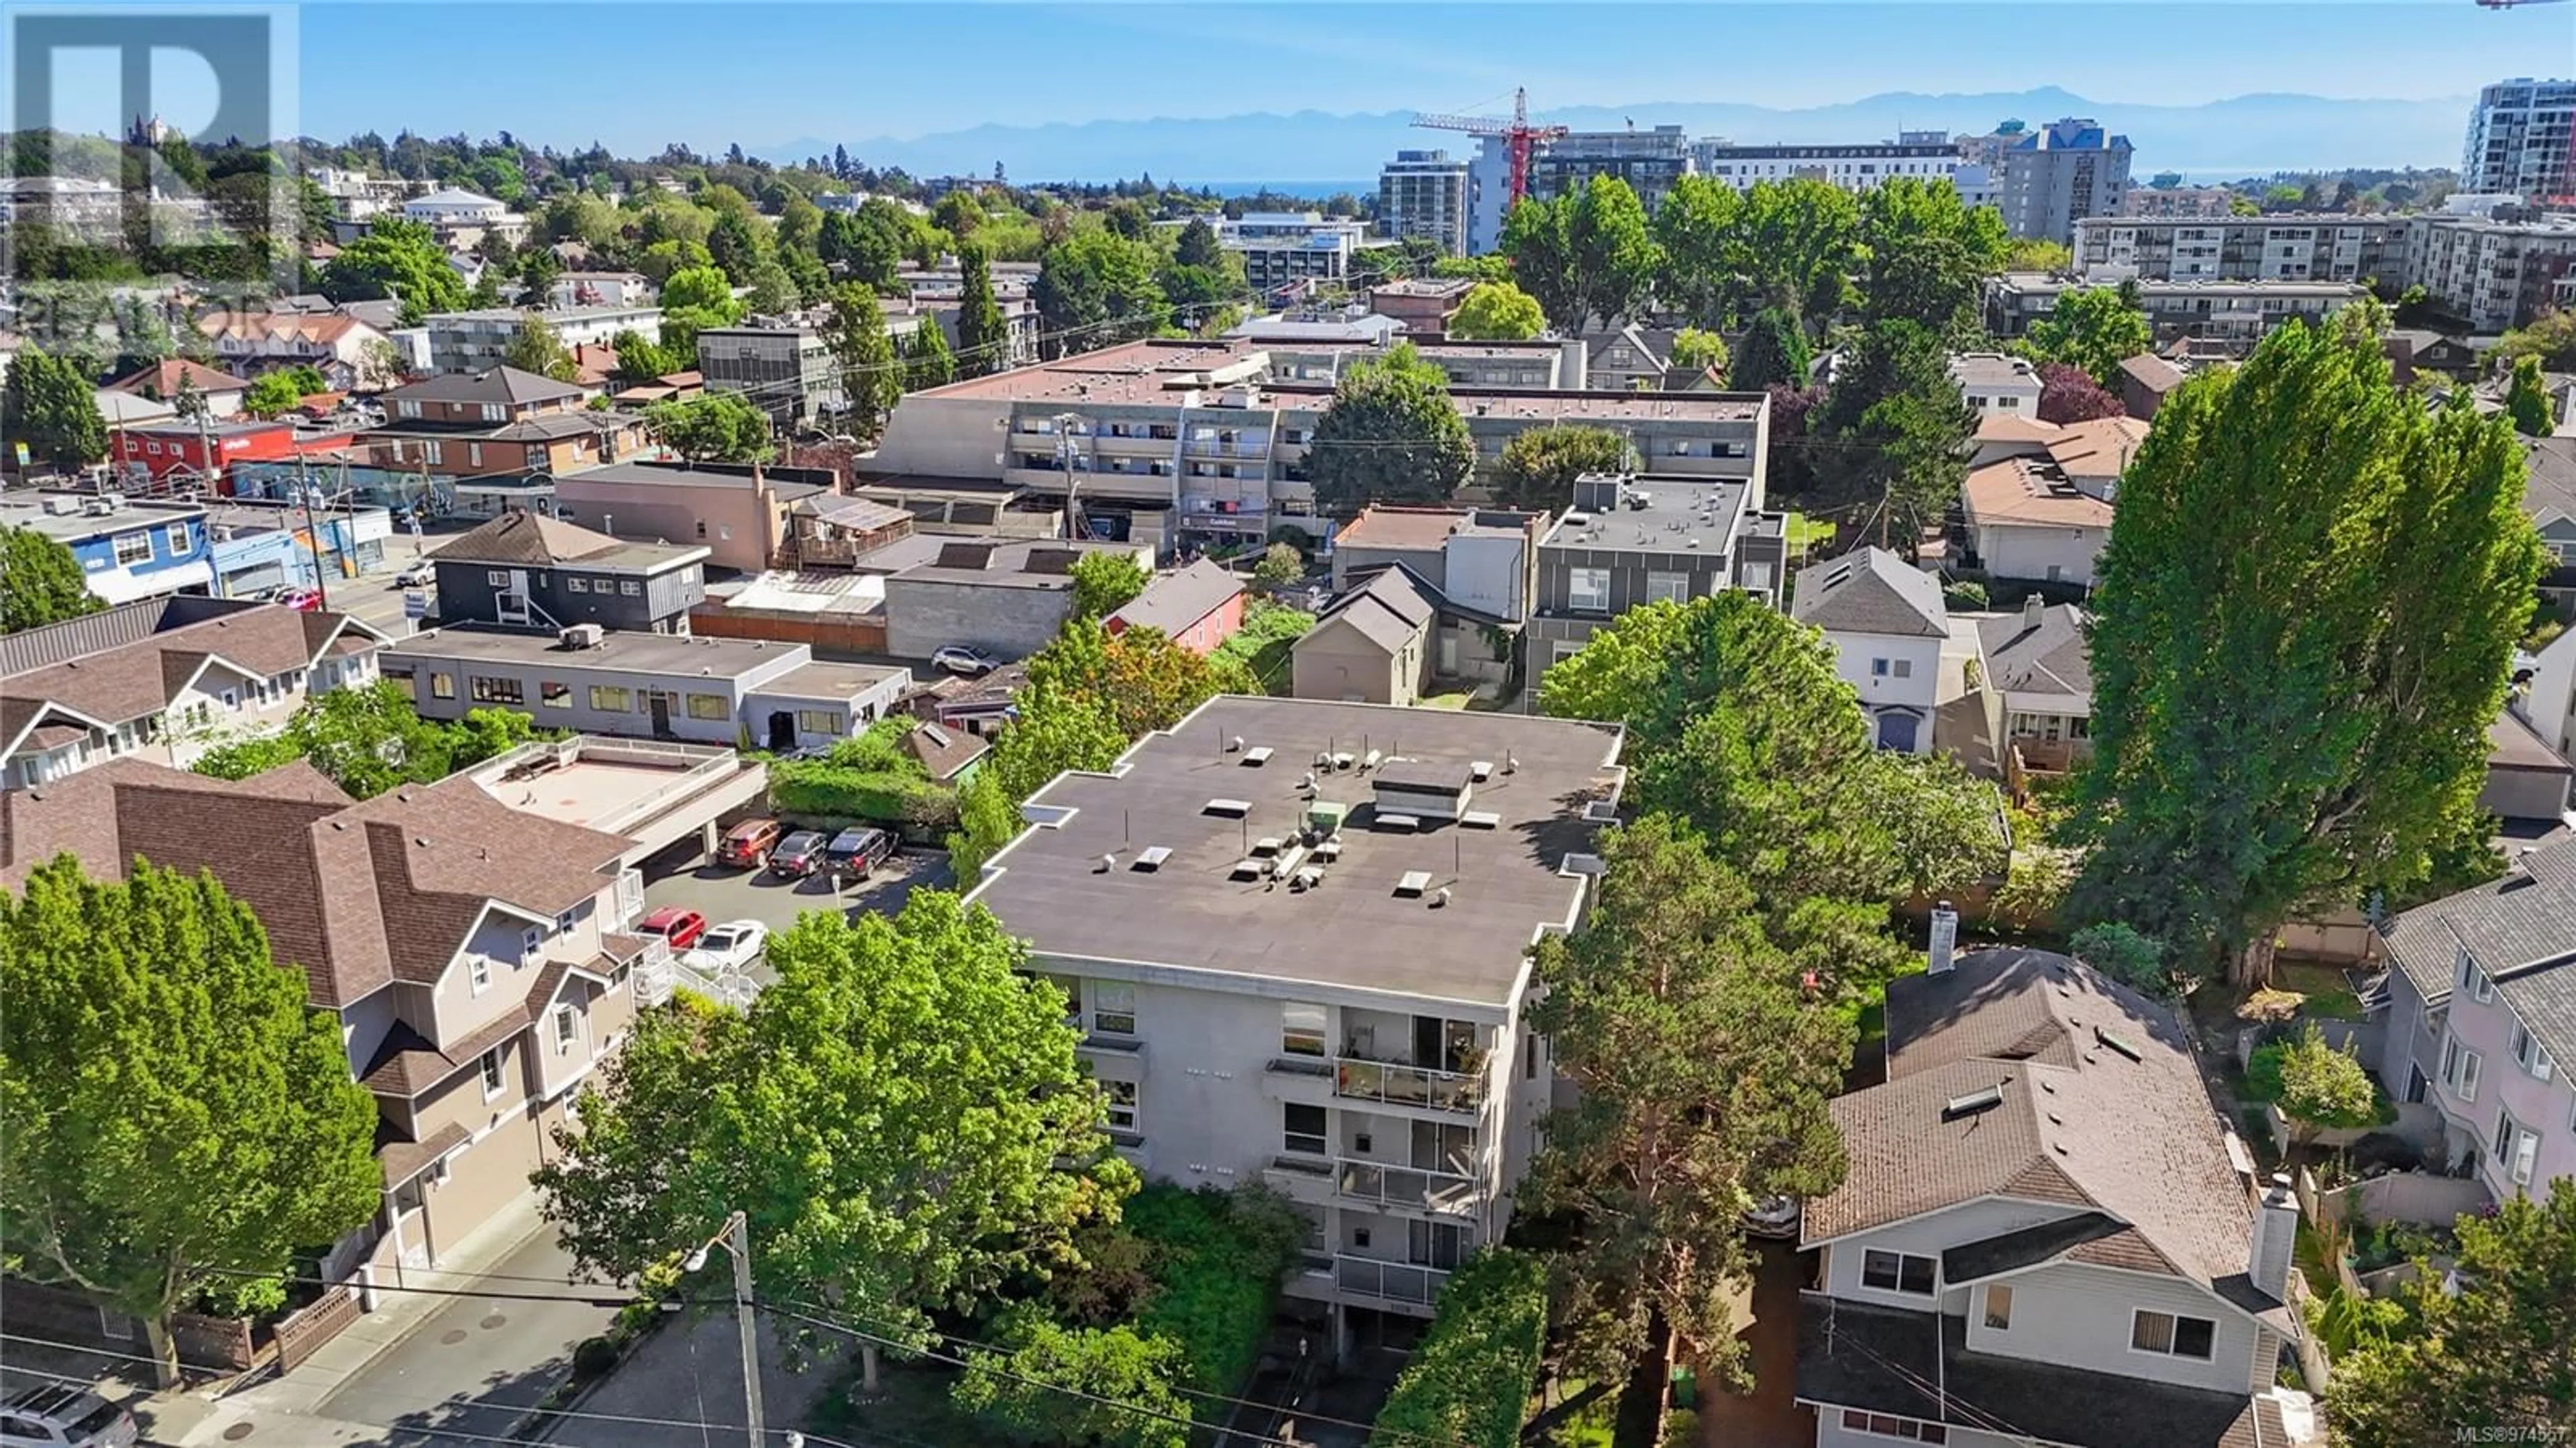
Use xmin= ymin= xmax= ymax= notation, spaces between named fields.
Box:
xmin=637 ymin=907 xmax=708 ymax=953
xmin=275 ymin=586 xmax=325 ymax=612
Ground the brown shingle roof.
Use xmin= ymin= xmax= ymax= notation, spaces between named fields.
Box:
xmin=431 ymin=509 xmax=629 ymax=566
xmin=361 ymin=1005 xmax=531 ymax=1096
xmin=105 ymin=358 xmax=245 ymax=398
xmin=378 ymin=1121 xmax=472 ymax=1188
xmin=1962 ymin=457 xmax=2116 ymax=529
xmin=0 ymin=603 xmax=384 ymax=756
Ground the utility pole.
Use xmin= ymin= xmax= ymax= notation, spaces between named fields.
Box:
xmin=684 ymin=1210 xmax=763 ymax=1448
xmin=296 ymin=450 xmax=333 ymax=611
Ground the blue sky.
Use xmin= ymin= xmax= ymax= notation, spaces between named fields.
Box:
xmin=286 ymin=1 xmax=2568 ymax=154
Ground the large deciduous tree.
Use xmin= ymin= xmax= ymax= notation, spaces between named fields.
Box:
xmin=1499 ymin=196 xmax=1582 ymax=334
xmin=1651 ymin=174 xmax=1746 ymax=329
xmin=0 ymin=529 xmax=103 ymax=633
xmin=499 ymin=313 xmax=579 ymax=382
xmin=1024 ymin=621 xmax=1253 ymax=740
xmin=2329 ymin=1179 xmax=2576 ymax=1445
xmin=1565 ymin=174 xmax=1658 ymax=331
xmin=2022 ymin=284 xmax=2153 ymax=388
xmin=1857 ymin=176 xmax=2008 ymax=336
xmin=904 ymin=318 xmax=957 ymax=391
xmin=320 ymin=216 xmax=465 ymax=323
xmin=656 ymin=264 xmax=746 ymax=368
xmin=1446 ymin=281 xmax=1548 ymax=341
xmin=533 ymin=892 xmax=1134 ymax=1392
xmin=0 ymin=857 xmax=380 ymax=1385
xmin=821 ymin=283 xmax=904 ymax=443
xmin=1735 ymin=178 xmax=1859 ymax=322
xmin=3 ymin=348 xmax=111 ymax=470
xmin=1489 ymin=425 xmax=1635 ymax=513
xmin=947 ymin=682 xmax=1130 ymax=874
xmin=2035 ymin=360 xmax=2127 ymax=423
xmin=1034 ymin=229 xmax=1168 ymax=358
xmin=645 ymin=391 xmax=774 ymax=464
xmin=1305 ymin=342 xmax=1477 ymax=511
xmin=1067 ymin=550 xmax=1151 ymax=621
xmin=1815 ymin=319 xmax=1977 ymax=550
xmin=2069 ymin=318 xmax=2544 ymax=985
xmin=1529 ymin=814 xmax=1853 ymax=1384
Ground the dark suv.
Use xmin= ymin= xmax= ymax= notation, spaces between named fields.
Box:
xmin=768 ymin=829 xmax=830 ymax=878
xmin=824 ymin=826 xmax=898 ymax=880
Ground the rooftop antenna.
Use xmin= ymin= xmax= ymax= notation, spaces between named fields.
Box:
xmin=1124 ymin=809 xmax=1132 ymax=848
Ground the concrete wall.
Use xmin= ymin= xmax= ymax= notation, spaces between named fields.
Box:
xmin=1444 ymin=531 xmax=1528 ymax=621
xmin=871 ymin=394 xmax=1014 ymax=478
xmin=882 ymin=578 xmax=1074 ymax=661
xmin=1975 ymin=522 xmax=2108 ymax=588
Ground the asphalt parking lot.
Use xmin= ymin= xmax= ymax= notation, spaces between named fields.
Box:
xmin=636 ymin=834 xmax=955 ymax=947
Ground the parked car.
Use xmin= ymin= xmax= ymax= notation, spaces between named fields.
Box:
xmin=391 ymin=560 xmax=435 ymax=588
xmin=1741 ymin=1194 xmax=1802 ymax=1240
xmin=680 ymin=919 xmax=769 ymax=975
xmin=824 ymin=826 xmax=897 ymax=879
xmin=716 ymin=817 xmax=786 ymax=869
xmin=768 ymin=829 xmax=830 ymax=878
xmin=635 ymin=906 xmax=708 ymax=953
xmin=274 ymin=586 xmax=325 ymax=612
xmin=0 ymin=1384 xmax=140 ymax=1447
xmin=931 ymin=645 xmax=1002 ymax=677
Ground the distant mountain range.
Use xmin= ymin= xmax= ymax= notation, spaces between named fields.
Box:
xmin=765 ymin=87 xmax=2473 ymax=185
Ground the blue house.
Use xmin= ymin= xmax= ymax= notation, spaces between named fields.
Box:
xmin=0 ymin=492 xmax=215 ymax=606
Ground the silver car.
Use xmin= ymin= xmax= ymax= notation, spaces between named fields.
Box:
xmin=0 ymin=1384 xmax=140 ymax=1447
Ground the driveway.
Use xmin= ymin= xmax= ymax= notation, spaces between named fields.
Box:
xmin=1696 ymin=1241 xmax=1815 ymax=1448
xmin=310 ymin=1229 xmax=618 ymax=1445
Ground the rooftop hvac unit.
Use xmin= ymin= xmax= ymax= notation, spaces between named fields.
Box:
xmin=41 ymin=494 xmax=80 ymax=515
xmin=559 ymin=623 xmax=605 ymax=650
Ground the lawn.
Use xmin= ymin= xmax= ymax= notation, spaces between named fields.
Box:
xmin=2273 ymin=962 xmax=2367 ymax=1021
xmin=1785 ymin=513 xmax=1839 ymax=559
xmin=1418 ymin=690 xmax=1474 ymax=711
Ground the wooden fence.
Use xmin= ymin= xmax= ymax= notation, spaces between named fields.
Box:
xmin=274 ymin=1282 xmax=364 ymax=1375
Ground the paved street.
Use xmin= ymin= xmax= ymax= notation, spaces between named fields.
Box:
xmin=532 ymin=1312 xmax=846 ymax=1447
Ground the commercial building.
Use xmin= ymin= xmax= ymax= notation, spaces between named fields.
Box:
xmin=1985 ymin=274 xmax=2364 ymax=345
xmin=1 ymin=491 xmax=213 ymax=606
xmin=360 ymin=367 xmax=651 ymax=497
xmin=1219 ymin=213 xmax=1386 ymax=303
xmin=0 ymin=594 xmax=386 ymax=789
xmin=427 ymin=510 xmax=708 ymax=634
xmin=1988 ymin=117 xmax=2133 ymax=246
xmin=2072 ymin=215 xmax=2414 ymax=285
xmin=694 ymin=322 xmax=838 ymax=430
xmin=1378 ymin=150 xmax=1471 ymax=256
xmin=2403 ymin=212 xmax=2576 ymax=332
xmin=425 ymin=305 xmax=665 ymax=376
xmin=109 ymin=417 xmax=356 ymax=488
xmin=384 ymin=626 xmax=906 ymax=752
xmin=964 ymin=695 xmax=1627 ymax=1338
xmin=2461 ymin=78 xmax=2576 ymax=203
xmin=1527 ymin=472 xmax=1786 ymax=697
xmin=880 ymin=537 xmax=1148 ymax=661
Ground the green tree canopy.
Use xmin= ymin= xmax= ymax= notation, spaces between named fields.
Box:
xmin=1731 ymin=307 xmax=1812 ymax=392
xmin=1650 ymin=174 xmax=1747 ymax=329
xmin=0 ymin=856 xmax=380 ymax=1384
xmin=904 ymin=318 xmax=957 ymax=391
xmin=604 ymin=329 xmax=677 ymax=388
xmin=0 ymin=528 xmax=103 ymax=633
xmin=1529 ymin=814 xmax=1854 ymax=1383
xmin=1668 ymin=326 xmax=1729 ymax=380
xmin=1024 ymin=621 xmax=1252 ymax=740
xmin=2328 ymin=1179 xmax=2576 ymax=1445
xmin=820 ymin=283 xmax=902 ymax=444
xmin=2070 ymin=319 xmax=2545 ymax=984
xmin=2067 ymin=921 xmax=2170 ymax=996
xmin=2504 ymin=354 xmax=2558 ymax=437
xmin=533 ymin=891 xmax=1134 ymax=1391
xmin=2022 ymin=285 xmax=2154 ymax=387
xmin=1446 ymin=280 xmax=1548 ymax=341
xmin=1033 ymin=229 xmax=1169 ymax=358
xmin=645 ymin=391 xmax=773 ymax=464
xmin=1489 ymin=424 xmax=1635 ymax=513
xmin=1857 ymin=176 xmax=2009 ymax=335
xmin=191 ymin=678 xmax=536 ymax=798
xmin=1173 ymin=216 xmax=1225 ymax=270
xmin=948 ymin=681 xmax=1130 ymax=875
xmin=1815 ymin=319 xmax=1978 ymax=546
xmin=953 ymin=241 xmax=1013 ymax=378
xmin=1252 ymin=541 xmax=1303 ymax=586
xmin=1365 ymin=1250 xmax=1548 ymax=1448
xmin=1067 ymin=550 xmax=1152 ymax=621
xmin=953 ymin=1309 xmax=1191 ymax=1448
xmin=1499 ymin=196 xmax=1581 ymax=333
xmin=1305 ymin=342 xmax=1477 ymax=511
xmin=2004 ymin=236 xmax=2074 ymax=273
xmin=656 ymin=264 xmax=746 ymax=367
xmin=2496 ymin=309 xmax=2576 ymax=372
xmin=2270 ymin=1024 xmax=2383 ymax=1147
xmin=320 ymin=216 xmax=466 ymax=324
xmin=498 ymin=313 xmax=579 ymax=382
xmin=1735 ymin=178 xmax=1860 ymax=321
xmin=3 ymin=348 xmax=111 ymax=470
xmin=1565 ymin=174 xmax=1659 ymax=331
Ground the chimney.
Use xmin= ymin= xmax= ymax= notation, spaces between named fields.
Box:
xmin=2250 ymin=1172 xmax=2298 ymax=1302
xmin=2023 ymin=592 xmax=2046 ymax=632
xmin=1928 ymin=901 xmax=1959 ymax=975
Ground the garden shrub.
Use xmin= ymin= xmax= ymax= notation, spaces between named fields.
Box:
xmin=1123 ymin=1184 xmax=1304 ymax=1394
xmin=1212 ymin=601 xmax=1316 ymax=696
xmin=1367 ymin=1249 xmax=1548 ymax=1448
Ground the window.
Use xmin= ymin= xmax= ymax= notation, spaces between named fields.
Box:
xmin=1284 ymin=1102 xmax=1328 ymax=1156
xmin=796 ymin=709 xmax=839 ymax=735
xmin=1093 ymin=982 xmax=1137 ymax=1035
xmin=541 ymin=680 xmax=572 ymax=709
xmin=478 ymin=1048 xmax=505 ymax=1099
xmin=2458 ymin=947 xmax=2497 ymax=1003
xmin=553 ymin=1004 xmax=580 ymax=1055
xmin=1104 ymin=1078 xmax=1138 ymax=1131
xmin=2442 ymin=1036 xmax=2483 ymax=1102
xmin=162 ymin=522 xmax=190 ymax=554
xmin=620 ymin=580 xmax=641 ymax=596
xmin=1872 ymin=658 xmax=1912 ymax=678
xmin=1282 ymin=1002 xmax=1327 ymax=1057
xmin=467 ymin=443 xmax=482 ymax=468
xmin=686 ymin=692 xmax=729 ymax=721
xmin=590 ymin=686 xmax=631 ymax=712
xmin=398 ymin=399 xmax=421 ymax=419
xmin=1860 ymin=1250 xmax=1935 ymax=1295
xmin=488 ymin=570 xmax=508 ymax=586
xmin=1566 ymin=566 xmax=1612 ymax=613
xmin=468 ymin=955 xmax=491 ymax=995
xmin=1645 ymin=570 xmax=1691 ymax=605
xmin=113 ymin=531 xmax=152 ymax=566
xmin=1838 ymin=1410 xmax=1948 ymax=1443
xmin=423 ymin=439 xmax=443 ymax=466
xmin=1983 ymin=1284 xmax=2012 ymax=1330
xmin=470 ymin=675 xmax=523 ymax=705
xmin=1739 ymin=561 xmax=1774 ymax=590
xmin=430 ymin=672 xmax=455 ymax=700
xmin=568 ymin=578 xmax=588 ymax=593
xmin=555 ymin=901 xmax=586 ymax=935
xmin=2510 ymin=1019 xmax=2554 ymax=1081
xmin=2131 ymin=1309 xmax=2216 ymax=1359
xmin=521 ymin=925 xmax=546 ymax=962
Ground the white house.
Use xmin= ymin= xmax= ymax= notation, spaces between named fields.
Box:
xmin=1796 ymin=946 xmax=2312 ymax=1448
xmin=1790 ymin=547 xmax=1949 ymax=753
xmin=404 ymin=188 xmax=511 ymax=225
xmin=1961 ymin=417 xmax=2146 ymax=589
xmin=1950 ymin=352 xmax=2043 ymax=420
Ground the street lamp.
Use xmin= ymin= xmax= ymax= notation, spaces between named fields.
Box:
xmin=681 ymin=1210 xmax=766 ymax=1448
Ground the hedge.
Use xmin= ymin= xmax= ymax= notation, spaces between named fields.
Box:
xmin=1124 ymin=1185 xmax=1304 ymax=1395
xmin=767 ymin=758 xmax=959 ymax=835
xmin=1366 ymin=1249 xmax=1548 ymax=1448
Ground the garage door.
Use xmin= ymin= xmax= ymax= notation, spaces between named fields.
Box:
xmin=223 ymin=562 xmax=287 ymax=597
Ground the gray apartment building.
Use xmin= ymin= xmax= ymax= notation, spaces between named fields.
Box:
xmin=1986 ymin=273 xmax=2364 ymax=345
xmin=2072 ymin=215 xmax=2414 ymax=285
xmin=2462 ymin=78 xmax=2576 ymax=202
xmin=425 ymin=304 xmax=665 ymax=374
xmin=1378 ymin=149 xmax=1470 ymax=256
xmin=870 ymin=339 xmax=1771 ymax=558
xmin=695 ymin=323 xmax=839 ymax=430
xmin=1526 ymin=472 xmax=1788 ymax=696
xmin=382 ymin=626 xmax=909 ymax=752
xmin=1690 ymin=135 xmax=1976 ymax=195
xmin=1992 ymin=117 xmax=2133 ymax=246
xmin=1468 ymin=127 xmax=1691 ymax=254
xmin=2404 ymin=211 xmax=2576 ymax=331
xmin=427 ymin=511 xmax=708 ymax=634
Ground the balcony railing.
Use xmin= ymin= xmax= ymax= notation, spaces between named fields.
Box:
xmin=1333 ymin=1057 xmax=1483 ymax=1114
xmin=1334 ymin=1255 xmax=1450 ymax=1307
xmin=1337 ymin=1159 xmax=1479 ymax=1215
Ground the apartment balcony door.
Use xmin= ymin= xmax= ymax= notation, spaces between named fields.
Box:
xmin=1407 ymin=1219 xmax=1467 ymax=1271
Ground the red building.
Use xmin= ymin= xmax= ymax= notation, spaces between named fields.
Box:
xmin=1105 ymin=557 xmax=1248 ymax=656
xmin=112 ymin=419 xmax=356 ymax=491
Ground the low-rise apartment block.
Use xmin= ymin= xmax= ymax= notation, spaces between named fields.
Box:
xmin=1219 ymin=213 xmax=1387 ymax=303
xmin=695 ymin=323 xmax=838 ymax=429
xmin=0 ymin=595 xmax=387 ymax=790
xmin=2073 ymin=215 xmax=2413 ymax=285
xmin=426 ymin=305 xmax=664 ymax=376
xmin=2402 ymin=211 xmax=2576 ymax=332
xmin=362 ymin=367 xmax=649 ymax=486
xmin=1986 ymin=274 xmax=2365 ymax=346
xmin=1691 ymin=133 xmax=1987 ymax=201
xmin=965 ymin=694 xmax=1625 ymax=1337
xmin=1527 ymin=472 xmax=1786 ymax=696
xmin=427 ymin=511 xmax=708 ymax=634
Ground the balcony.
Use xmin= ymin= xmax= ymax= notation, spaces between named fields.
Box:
xmin=1337 ymin=1159 xmax=1479 ymax=1216
xmin=1334 ymin=1057 xmax=1483 ymax=1114
xmin=1260 ymin=1155 xmax=1336 ymax=1206
xmin=1334 ymin=1254 xmax=1450 ymax=1308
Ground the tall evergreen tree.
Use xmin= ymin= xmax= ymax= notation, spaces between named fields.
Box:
xmin=904 ymin=317 xmax=957 ymax=391
xmin=1172 ymin=217 xmax=1225 ymax=270
xmin=1731 ymin=307 xmax=1812 ymax=392
xmin=822 ymin=283 xmax=904 ymax=443
xmin=2504 ymin=354 xmax=2557 ymax=437
xmin=953 ymin=242 xmax=1012 ymax=378
xmin=2070 ymin=318 xmax=2545 ymax=984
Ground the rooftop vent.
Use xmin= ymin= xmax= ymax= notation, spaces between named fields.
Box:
xmin=1394 ymin=870 xmax=1432 ymax=897
xmin=1252 ymin=835 xmax=1285 ymax=857
xmin=1943 ymin=1085 xmax=2007 ymax=1120
xmin=1204 ymin=798 xmax=1251 ymax=817
xmin=1132 ymin=845 xmax=1172 ymax=872
xmin=1375 ymin=812 xmax=1421 ymax=832
xmin=1470 ymin=760 xmax=1495 ymax=782
xmin=1232 ymin=858 xmax=1267 ymax=881
xmin=1241 ymin=745 xmax=1274 ymax=766
xmin=2093 ymin=1027 xmax=2143 ymax=1063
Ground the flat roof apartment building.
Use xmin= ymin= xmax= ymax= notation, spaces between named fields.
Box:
xmin=1378 ymin=150 xmax=1470 ymax=256
xmin=1986 ymin=274 xmax=2364 ymax=344
xmin=1527 ymin=472 xmax=1788 ymax=697
xmin=2403 ymin=212 xmax=2576 ymax=332
xmin=1991 ymin=117 xmax=2133 ymax=246
xmin=1219 ymin=213 xmax=1386 ymax=304
xmin=2073 ymin=214 xmax=2414 ymax=285
xmin=870 ymin=338 xmax=1769 ymax=552
xmin=965 ymin=695 xmax=1625 ymax=1340
xmin=2462 ymin=78 xmax=2576 ymax=203
xmin=1691 ymin=134 xmax=1991 ymax=205
xmin=425 ymin=305 xmax=665 ymax=375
